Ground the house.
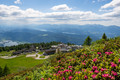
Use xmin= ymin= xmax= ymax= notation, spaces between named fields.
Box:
xmin=43 ymin=43 xmax=83 ymax=55
xmin=43 ymin=49 xmax=56 ymax=55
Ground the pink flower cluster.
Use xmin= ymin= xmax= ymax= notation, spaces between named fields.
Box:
xmin=92 ymin=74 xmax=97 ymax=79
xmin=101 ymin=68 xmax=107 ymax=72
xmin=110 ymin=62 xmax=117 ymax=67
xmin=105 ymin=52 xmax=113 ymax=55
xmin=111 ymin=71 xmax=117 ymax=76
xmin=62 ymin=77 xmax=66 ymax=80
xmin=69 ymin=76 xmax=73 ymax=80
xmin=68 ymin=66 xmax=72 ymax=68
xmin=93 ymin=58 xmax=97 ymax=62
xmin=102 ymin=74 xmax=115 ymax=79
xmin=84 ymin=75 xmax=88 ymax=79
xmin=92 ymin=66 xmax=97 ymax=70
xmin=97 ymin=52 xmax=101 ymax=55
xmin=94 ymin=70 xmax=99 ymax=73
xmin=118 ymin=59 xmax=120 ymax=63
xmin=57 ymin=69 xmax=72 ymax=75
xmin=75 ymin=71 xmax=81 ymax=74
xmin=82 ymin=62 xmax=86 ymax=65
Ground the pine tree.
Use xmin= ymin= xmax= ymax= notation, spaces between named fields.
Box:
xmin=3 ymin=65 xmax=10 ymax=76
xmin=102 ymin=33 xmax=107 ymax=40
xmin=0 ymin=66 xmax=3 ymax=77
xmin=83 ymin=36 xmax=92 ymax=46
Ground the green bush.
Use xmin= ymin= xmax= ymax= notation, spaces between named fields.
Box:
xmin=36 ymin=54 xmax=38 ymax=57
xmin=39 ymin=55 xmax=45 ymax=58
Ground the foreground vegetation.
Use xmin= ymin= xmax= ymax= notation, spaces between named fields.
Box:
xmin=1 ymin=36 xmax=119 ymax=80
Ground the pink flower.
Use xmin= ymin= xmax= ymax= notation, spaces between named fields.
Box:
xmin=118 ymin=59 xmax=120 ymax=63
xmin=61 ymin=67 xmax=64 ymax=69
xmin=75 ymin=71 xmax=81 ymax=74
xmin=82 ymin=62 xmax=86 ymax=65
xmin=100 ymin=56 xmax=102 ymax=57
xmin=58 ymin=71 xmax=63 ymax=74
xmin=92 ymin=74 xmax=97 ymax=79
xmin=105 ymin=52 xmax=109 ymax=55
xmin=101 ymin=68 xmax=107 ymax=72
xmin=109 ymin=52 xmax=113 ymax=54
xmin=94 ymin=70 xmax=99 ymax=73
xmin=41 ymin=78 xmax=44 ymax=80
xmin=89 ymin=71 xmax=93 ymax=73
xmin=97 ymin=52 xmax=101 ymax=55
xmin=105 ymin=52 xmax=113 ymax=55
xmin=102 ymin=74 xmax=109 ymax=78
xmin=64 ymin=69 xmax=69 ymax=72
xmin=111 ymin=76 xmax=115 ymax=80
xmin=62 ymin=77 xmax=66 ymax=80
xmin=84 ymin=69 xmax=86 ymax=72
xmin=93 ymin=58 xmax=97 ymax=62
xmin=58 ymin=60 xmax=61 ymax=62
xmin=68 ymin=66 xmax=72 ymax=68
xmin=111 ymin=71 xmax=117 ymax=76
xmin=92 ymin=66 xmax=97 ymax=70
xmin=84 ymin=75 xmax=88 ymax=79
xmin=110 ymin=62 xmax=117 ymax=67
xmin=69 ymin=76 xmax=73 ymax=80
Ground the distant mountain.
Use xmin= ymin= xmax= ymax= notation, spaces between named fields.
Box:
xmin=0 ymin=24 xmax=120 ymax=45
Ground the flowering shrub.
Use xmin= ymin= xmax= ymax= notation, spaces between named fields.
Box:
xmin=6 ymin=37 xmax=120 ymax=80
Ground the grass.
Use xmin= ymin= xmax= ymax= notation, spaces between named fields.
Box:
xmin=0 ymin=50 xmax=15 ymax=56
xmin=0 ymin=55 xmax=44 ymax=73
xmin=38 ymin=51 xmax=43 ymax=54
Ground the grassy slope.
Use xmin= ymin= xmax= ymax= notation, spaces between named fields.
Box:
xmin=0 ymin=55 xmax=44 ymax=73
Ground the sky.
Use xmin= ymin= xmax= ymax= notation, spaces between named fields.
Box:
xmin=0 ymin=0 xmax=120 ymax=26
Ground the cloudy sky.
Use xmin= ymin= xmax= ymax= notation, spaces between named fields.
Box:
xmin=0 ymin=0 xmax=120 ymax=26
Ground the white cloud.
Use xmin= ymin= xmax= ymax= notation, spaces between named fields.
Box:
xmin=14 ymin=0 xmax=22 ymax=4
xmin=100 ymin=0 xmax=120 ymax=18
xmin=100 ymin=0 xmax=120 ymax=9
xmin=51 ymin=4 xmax=72 ymax=11
xmin=0 ymin=3 xmax=120 ymax=26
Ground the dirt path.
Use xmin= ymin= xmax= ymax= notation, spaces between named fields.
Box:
xmin=26 ymin=54 xmax=49 ymax=60
xmin=0 ymin=56 xmax=17 ymax=59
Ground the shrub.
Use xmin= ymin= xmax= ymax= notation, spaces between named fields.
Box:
xmin=40 ymin=55 xmax=45 ymax=58
xmin=36 ymin=54 xmax=38 ymax=57
xmin=3 ymin=65 xmax=10 ymax=76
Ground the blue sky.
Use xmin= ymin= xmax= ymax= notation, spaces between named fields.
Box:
xmin=0 ymin=0 xmax=111 ymax=13
xmin=0 ymin=0 xmax=120 ymax=26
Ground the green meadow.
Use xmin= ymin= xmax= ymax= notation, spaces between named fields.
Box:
xmin=0 ymin=55 xmax=44 ymax=73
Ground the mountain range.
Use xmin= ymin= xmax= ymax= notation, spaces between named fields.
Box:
xmin=0 ymin=24 xmax=120 ymax=45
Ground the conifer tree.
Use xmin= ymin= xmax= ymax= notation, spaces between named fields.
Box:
xmin=102 ymin=33 xmax=107 ymax=40
xmin=0 ymin=66 xmax=2 ymax=77
xmin=83 ymin=36 xmax=92 ymax=46
xmin=3 ymin=65 xmax=10 ymax=76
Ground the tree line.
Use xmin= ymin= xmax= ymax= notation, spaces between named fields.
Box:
xmin=0 ymin=41 xmax=74 ymax=52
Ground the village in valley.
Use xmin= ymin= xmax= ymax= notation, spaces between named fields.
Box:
xmin=0 ymin=43 xmax=83 ymax=60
